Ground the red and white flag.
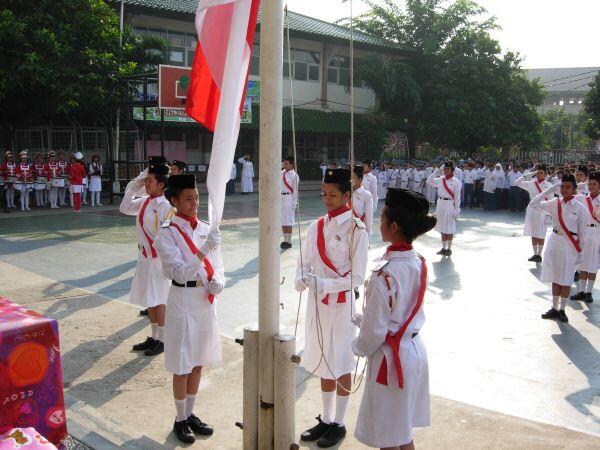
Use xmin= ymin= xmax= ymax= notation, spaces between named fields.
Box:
xmin=186 ymin=0 xmax=260 ymax=231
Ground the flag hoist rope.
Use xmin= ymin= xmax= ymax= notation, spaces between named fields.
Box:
xmin=285 ymin=2 xmax=366 ymax=394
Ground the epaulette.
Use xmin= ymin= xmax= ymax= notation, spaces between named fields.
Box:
xmin=353 ymin=217 xmax=366 ymax=229
xmin=165 ymin=207 xmax=176 ymax=222
xmin=372 ymin=259 xmax=390 ymax=273
xmin=161 ymin=220 xmax=172 ymax=228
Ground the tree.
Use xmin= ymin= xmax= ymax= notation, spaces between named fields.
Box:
xmin=584 ymin=71 xmax=600 ymax=140
xmin=0 ymin=0 xmax=168 ymax=145
xmin=541 ymin=109 xmax=595 ymax=150
xmin=347 ymin=0 xmax=545 ymax=155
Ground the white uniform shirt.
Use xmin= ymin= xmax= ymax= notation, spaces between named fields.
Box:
xmin=509 ymin=170 xmax=522 ymax=186
xmin=578 ymin=182 xmax=590 ymax=196
xmin=352 ymin=186 xmax=374 ymax=237
xmin=494 ymin=168 xmax=505 ymax=189
xmin=483 ymin=168 xmax=496 ymax=193
xmin=238 ymin=157 xmax=254 ymax=177
xmin=454 ymin=167 xmax=463 ymax=183
xmin=230 ymin=163 xmax=237 ymax=180
xmin=427 ymin=171 xmax=462 ymax=212
xmin=463 ymin=169 xmax=475 ymax=184
xmin=362 ymin=171 xmax=378 ymax=209
xmin=281 ymin=169 xmax=299 ymax=207
xmin=515 ymin=172 xmax=552 ymax=201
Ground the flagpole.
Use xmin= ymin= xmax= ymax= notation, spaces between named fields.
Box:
xmin=257 ymin=0 xmax=283 ymax=448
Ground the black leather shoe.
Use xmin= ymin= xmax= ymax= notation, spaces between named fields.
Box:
xmin=570 ymin=291 xmax=586 ymax=301
xmin=541 ymin=308 xmax=559 ymax=320
xmin=558 ymin=310 xmax=568 ymax=323
xmin=317 ymin=423 xmax=346 ymax=448
xmin=145 ymin=340 xmax=164 ymax=356
xmin=528 ymin=255 xmax=537 ymax=262
xmin=132 ymin=336 xmax=154 ymax=351
xmin=584 ymin=293 xmax=593 ymax=303
xmin=446 ymin=249 xmax=452 ymax=256
xmin=436 ymin=249 xmax=445 ymax=255
xmin=300 ymin=415 xmax=330 ymax=441
xmin=173 ymin=420 xmax=195 ymax=444
xmin=535 ymin=255 xmax=543 ymax=263
xmin=187 ymin=414 xmax=213 ymax=436
xmin=139 ymin=309 xmax=149 ymax=316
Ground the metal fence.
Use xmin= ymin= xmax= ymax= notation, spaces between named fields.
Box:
xmin=519 ymin=149 xmax=599 ymax=164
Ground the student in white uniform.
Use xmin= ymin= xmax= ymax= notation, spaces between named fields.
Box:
xmin=226 ymin=161 xmax=236 ymax=195
xmin=238 ymin=154 xmax=254 ymax=194
xmin=493 ymin=164 xmax=505 ymax=210
xmin=88 ymin=154 xmax=103 ymax=207
xmin=482 ymin=163 xmax=497 ymax=210
xmin=376 ymin=163 xmax=389 ymax=200
xmin=362 ymin=159 xmax=378 ymax=212
xmin=119 ymin=156 xmax=172 ymax=356
xmin=424 ymin=164 xmax=436 ymax=204
xmin=57 ymin=150 xmax=69 ymax=207
xmin=281 ymin=155 xmax=300 ymax=249
xmin=570 ymin=172 xmax=600 ymax=304
xmin=295 ymin=168 xmax=369 ymax=448
xmin=426 ymin=162 xmax=462 ymax=256
xmin=515 ymin=164 xmax=552 ymax=262
xmin=352 ymin=188 xmax=434 ymax=450
xmin=154 ymin=174 xmax=223 ymax=444
xmin=351 ymin=165 xmax=374 ymax=238
xmin=530 ymin=174 xmax=587 ymax=323
xmin=170 ymin=160 xmax=187 ymax=176
xmin=576 ymin=165 xmax=589 ymax=195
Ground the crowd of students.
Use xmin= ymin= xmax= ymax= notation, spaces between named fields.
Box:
xmin=0 ymin=149 xmax=104 ymax=212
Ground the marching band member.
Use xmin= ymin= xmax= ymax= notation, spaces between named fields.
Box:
xmin=515 ymin=165 xmax=552 ymax=262
xmin=57 ymin=150 xmax=69 ymax=206
xmin=362 ymin=159 xmax=378 ymax=212
xmin=281 ymin=155 xmax=299 ymax=249
xmin=69 ymin=153 xmax=86 ymax=213
xmin=352 ymin=165 xmax=374 ymax=239
xmin=530 ymin=174 xmax=587 ymax=323
xmin=33 ymin=153 xmax=47 ymax=207
xmin=88 ymin=154 xmax=103 ymax=207
xmin=426 ymin=162 xmax=462 ymax=256
xmin=1 ymin=151 xmax=16 ymax=209
xmin=570 ymin=172 xmax=600 ymax=304
xmin=238 ymin=154 xmax=254 ymax=194
xmin=295 ymin=168 xmax=369 ymax=448
xmin=352 ymin=188 xmax=435 ymax=450
xmin=15 ymin=150 xmax=32 ymax=211
xmin=45 ymin=151 xmax=61 ymax=209
xmin=154 ymin=174 xmax=223 ymax=444
xmin=119 ymin=156 xmax=172 ymax=356
xmin=170 ymin=160 xmax=187 ymax=175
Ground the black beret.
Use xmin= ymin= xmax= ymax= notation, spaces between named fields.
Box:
xmin=385 ymin=188 xmax=429 ymax=215
xmin=171 ymin=160 xmax=187 ymax=170
xmin=589 ymin=172 xmax=600 ymax=183
xmin=148 ymin=163 xmax=170 ymax=175
xmin=353 ymin=165 xmax=364 ymax=178
xmin=149 ymin=155 xmax=168 ymax=165
xmin=324 ymin=168 xmax=350 ymax=184
xmin=168 ymin=174 xmax=196 ymax=190
xmin=562 ymin=173 xmax=577 ymax=187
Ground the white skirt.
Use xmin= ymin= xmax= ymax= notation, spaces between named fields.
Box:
xmin=241 ymin=175 xmax=253 ymax=192
xmin=165 ymin=286 xmax=222 ymax=375
xmin=129 ymin=254 xmax=170 ymax=307
xmin=541 ymin=233 xmax=579 ymax=286
xmin=355 ymin=336 xmax=430 ymax=448
xmin=302 ymin=289 xmax=356 ymax=380
xmin=281 ymin=194 xmax=295 ymax=226
xmin=434 ymin=199 xmax=458 ymax=234
xmin=576 ymin=233 xmax=600 ymax=273
xmin=70 ymin=184 xmax=83 ymax=193
xmin=89 ymin=176 xmax=102 ymax=192
xmin=523 ymin=206 xmax=548 ymax=239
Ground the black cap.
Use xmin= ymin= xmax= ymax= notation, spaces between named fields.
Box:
xmin=353 ymin=165 xmax=364 ymax=178
xmin=589 ymin=172 xmax=600 ymax=183
xmin=148 ymin=160 xmax=170 ymax=175
xmin=168 ymin=174 xmax=196 ymax=190
xmin=324 ymin=168 xmax=350 ymax=184
xmin=385 ymin=188 xmax=429 ymax=214
xmin=562 ymin=173 xmax=577 ymax=188
xmin=171 ymin=160 xmax=187 ymax=170
xmin=577 ymin=165 xmax=588 ymax=175
xmin=149 ymin=156 xmax=168 ymax=165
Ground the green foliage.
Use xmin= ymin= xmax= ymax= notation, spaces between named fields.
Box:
xmin=347 ymin=0 xmax=545 ymax=155
xmin=541 ymin=109 xmax=595 ymax=149
xmin=0 ymin=0 xmax=168 ymax=131
xmin=584 ymin=72 xmax=600 ymax=140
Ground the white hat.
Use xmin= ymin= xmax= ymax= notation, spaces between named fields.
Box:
xmin=75 ymin=152 xmax=83 ymax=160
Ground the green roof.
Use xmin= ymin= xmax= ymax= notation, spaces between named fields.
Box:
xmin=119 ymin=0 xmax=413 ymax=53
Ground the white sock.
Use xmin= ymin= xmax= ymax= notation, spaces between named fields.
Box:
xmin=579 ymin=279 xmax=587 ymax=293
xmin=284 ymin=233 xmax=291 ymax=243
xmin=586 ymin=278 xmax=595 ymax=294
xmin=151 ymin=323 xmax=158 ymax=340
xmin=552 ymin=296 xmax=559 ymax=310
xmin=185 ymin=394 xmax=197 ymax=418
xmin=442 ymin=240 xmax=447 ymax=250
xmin=158 ymin=326 xmax=165 ymax=343
xmin=447 ymin=240 xmax=453 ymax=250
xmin=560 ymin=297 xmax=568 ymax=311
xmin=175 ymin=398 xmax=187 ymax=422
xmin=534 ymin=244 xmax=539 ymax=255
xmin=334 ymin=395 xmax=349 ymax=426
xmin=321 ymin=390 xmax=336 ymax=424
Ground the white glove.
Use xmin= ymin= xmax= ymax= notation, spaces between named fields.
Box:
xmin=199 ymin=229 xmax=222 ymax=255
xmin=208 ymin=279 xmax=224 ymax=295
xmin=133 ymin=169 xmax=148 ymax=185
xmin=294 ymin=277 xmax=309 ymax=292
xmin=351 ymin=313 xmax=363 ymax=328
xmin=304 ymin=274 xmax=323 ymax=293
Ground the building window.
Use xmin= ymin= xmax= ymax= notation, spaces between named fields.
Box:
xmin=170 ymin=48 xmax=185 ymax=66
xmin=578 ymin=98 xmax=583 ymax=104
xmin=328 ymin=55 xmax=350 ymax=86
xmin=250 ymin=45 xmax=260 ymax=76
xmin=284 ymin=49 xmax=320 ymax=81
xmin=559 ymin=99 xmax=564 ymax=106
xmin=568 ymin=98 xmax=575 ymax=104
xmin=326 ymin=136 xmax=349 ymax=160
xmin=134 ymin=27 xmax=199 ymax=67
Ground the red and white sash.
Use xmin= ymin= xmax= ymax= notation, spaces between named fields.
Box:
xmin=442 ymin=177 xmax=455 ymax=199
xmin=282 ymin=171 xmax=294 ymax=194
xmin=376 ymin=252 xmax=427 ymax=389
xmin=557 ymin=199 xmax=582 ymax=253
xmin=316 ymin=216 xmax=349 ymax=304
xmin=169 ymin=222 xmax=216 ymax=304
xmin=138 ymin=197 xmax=158 ymax=258
xmin=586 ymin=195 xmax=600 ymax=225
